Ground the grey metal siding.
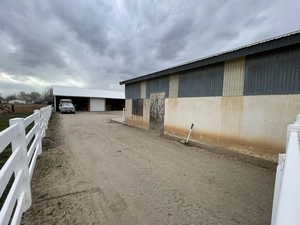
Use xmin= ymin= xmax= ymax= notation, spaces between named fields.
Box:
xmin=244 ymin=45 xmax=300 ymax=95
xmin=125 ymin=83 xmax=140 ymax=99
xmin=132 ymin=99 xmax=143 ymax=116
xmin=146 ymin=77 xmax=169 ymax=98
xmin=178 ymin=63 xmax=224 ymax=97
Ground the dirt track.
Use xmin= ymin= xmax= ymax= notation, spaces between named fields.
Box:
xmin=23 ymin=112 xmax=275 ymax=225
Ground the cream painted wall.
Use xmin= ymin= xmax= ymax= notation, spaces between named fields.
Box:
xmin=164 ymin=95 xmax=300 ymax=157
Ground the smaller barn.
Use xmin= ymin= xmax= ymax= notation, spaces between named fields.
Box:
xmin=53 ymin=86 xmax=125 ymax=112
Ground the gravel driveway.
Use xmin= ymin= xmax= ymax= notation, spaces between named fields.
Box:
xmin=24 ymin=112 xmax=275 ymax=225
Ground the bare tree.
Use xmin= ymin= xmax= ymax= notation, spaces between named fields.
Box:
xmin=29 ymin=92 xmax=42 ymax=103
xmin=42 ymin=88 xmax=53 ymax=105
xmin=0 ymin=93 xmax=4 ymax=103
xmin=18 ymin=91 xmax=28 ymax=101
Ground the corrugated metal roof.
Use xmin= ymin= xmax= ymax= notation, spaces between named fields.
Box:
xmin=53 ymin=86 xmax=125 ymax=99
xmin=120 ymin=30 xmax=300 ymax=85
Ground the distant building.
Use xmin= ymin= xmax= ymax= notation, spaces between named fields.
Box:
xmin=120 ymin=31 xmax=300 ymax=159
xmin=8 ymin=99 xmax=26 ymax=104
xmin=53 ymin=86 xmax=125 ymax=112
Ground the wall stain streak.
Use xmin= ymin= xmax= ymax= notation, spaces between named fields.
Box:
xmin=164 ymin=125 xmax=283 ymax=156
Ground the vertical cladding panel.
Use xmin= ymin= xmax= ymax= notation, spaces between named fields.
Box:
xmin=169 ymin=74 xmax=179 ymax=98
xmin=146 ymin=76 xmax=169 ymax=98
xmin=125 ymin=99 xmax=132 ymax=118
xmin=223 ymin=57 xmax=245 ymax=96
xmin=141 ymin=82 xmax=147 ymax=99
xmin=143 ymin=99 xmax=150 ymax=122
xmin=178 ymin=63 xmax=224 ymax=97
xmin=125 ymin=83 xmax=141 ymax=99
xmin=244 ymin=45 xmax=300 ymax=95
xmin=132 ymin=99 xmax=143 ymax=116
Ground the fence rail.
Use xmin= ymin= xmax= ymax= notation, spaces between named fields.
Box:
xmin=0 ymin=105 xmax=52 ymax=225
xmin=271 ymin=114 xmax=300 ymax=225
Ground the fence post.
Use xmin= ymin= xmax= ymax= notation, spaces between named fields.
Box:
xmin=41 ymin=107 xmax=46 ymax=138
xmin=34 ymin=109 xmax=43 ymax=155
xmin=46 ymin=105 xmax=52 ymax=129
xmin=271 ymin=153 xmax=286 ymax=224
xmin=271 ymin=114 xmax=300 ymax=225
xmin=286 ymin=114 xmax=300 ymax=145
xmin=9 ymin=118 xmax=32 ymax=211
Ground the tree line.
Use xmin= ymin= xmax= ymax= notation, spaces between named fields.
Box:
xmin=0 ymin=88 xmax=53 ymax=104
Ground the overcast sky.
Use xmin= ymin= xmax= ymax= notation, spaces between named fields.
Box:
xmin=0 ymin=0 xmax=299 ymax=96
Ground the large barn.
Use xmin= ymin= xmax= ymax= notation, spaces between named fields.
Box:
xmin=53 ymin=86 xmax=125 ymax=112
xmin=120 ymin=31 xmax=300 ymax=159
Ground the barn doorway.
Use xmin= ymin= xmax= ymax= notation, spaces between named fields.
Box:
xmin=55 ymin=96 xmax=90 ymax=111
xmin=106 ymin=98 xmax=125 ymax=111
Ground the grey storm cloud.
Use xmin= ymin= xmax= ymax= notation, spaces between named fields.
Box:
xmin=0 ymin=0 xmax=300 ymax=96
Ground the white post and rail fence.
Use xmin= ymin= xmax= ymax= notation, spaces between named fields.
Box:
xmin=0 ymin=105 xmax=52 ymax=225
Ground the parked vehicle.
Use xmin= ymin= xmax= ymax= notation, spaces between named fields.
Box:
xmin=59 ymin=99 xmax=72 ymax=111
xmin=60 ymin=102 xmax=75 ymax=114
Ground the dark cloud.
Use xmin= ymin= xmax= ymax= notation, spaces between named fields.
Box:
xmin=0 ymin=0 xmax=299 ymax=96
